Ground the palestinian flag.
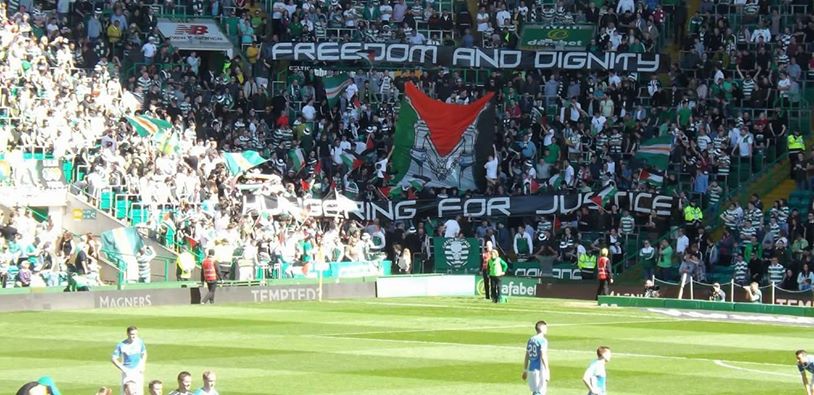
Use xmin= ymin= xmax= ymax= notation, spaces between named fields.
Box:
xmin=529 ymin=179 xmax=541 ymax=194
xmin=634 ymin=135 xmax=672 ymax=171
xmin=100 ymin=227 xmax=146 ymax=282
xmin=339 ymin=151 xmax=363 ymax=171
xmin=288 ymin=148 xmax=305 ymax=171
xmin=152 ymin=129 xmax=179 ymax=155
xmin=590 ymin=185 xmax=618 ymax=208
xmin=638 ymin=168 xmax=664 ymax=186
xmin=127 ymin=115 xmax=172 ymax=137
xmin=391 ymin=83 xmax=495 ymax=192
xmin=224 ymin=151 xmax=268 ymax=176
xmin=324 ymin=74 xmax=352 ymax=107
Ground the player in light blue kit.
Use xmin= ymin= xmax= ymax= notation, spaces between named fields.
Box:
xmin=112 ymin=326 xmax=148 ymax=395
xmin=521 ymin=320 xmax=550 ymax=395
xmin=796 ymin=350 xmax=814 ymax=395
xmin=583 ymin=346 xmax=611 ymax=395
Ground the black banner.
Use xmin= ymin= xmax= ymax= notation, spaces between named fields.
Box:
xmin=294 ymin=191 xmax=675 ymax=221
xmin=266 ymin=42 xmax=662 ymax=72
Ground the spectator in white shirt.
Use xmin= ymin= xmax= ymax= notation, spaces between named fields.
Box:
xmin=407 ymin=29 xmax=426 ymax=44
xmin=676 ymin=228 xmax=689 ymax=256
xmin=559 ymin=98 xmax=587 ymax=123
xmin=443 ymin=217 xmax=462 ymax=238
xmin=141 ymin=38 xmax=157 ymax=64
xmin=591 ymin=113 xmax=607 ymax=134
xmin=562 ymin=160 xmax=575 ymax=187
xmin=608 ymin=71 xmax=622 ymax=88
xmin=380 ymin=1 xmax=393 ymax=22
xmin=301 ymin=101 xmax=316 ymax=121
xmin=476 ymin=7 xmax=490 ymax=32
xmin=750 ymin=26 xmax=771 ymax=43
xmin=777 ymin=72 xmax=791 ymax=98
xmin=345 ymin=79 xmax=358 ymax=101
xmin=484 ymin=145 xmax=499 ymax=187
xmin=733 ymin=130 xmax=753 ymax=158
xmin=495 ymin=5 xmax=511 ymax=28
xmin=616 ymin=0 xmax=635 ymax=14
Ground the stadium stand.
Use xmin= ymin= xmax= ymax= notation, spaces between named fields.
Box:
xmin=0 ymin=0 xmax=810 ymax=294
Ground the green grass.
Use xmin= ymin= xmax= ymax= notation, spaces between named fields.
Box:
xmin=0 ymin=297 xmax=806 ymax=394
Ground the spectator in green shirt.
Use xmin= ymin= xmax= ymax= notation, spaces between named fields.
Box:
xmin=657 ymin=239 xmax=673 ymax=281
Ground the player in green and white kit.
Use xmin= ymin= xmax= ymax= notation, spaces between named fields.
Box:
xmin=522 ymin=321 xmax=550 ymax=395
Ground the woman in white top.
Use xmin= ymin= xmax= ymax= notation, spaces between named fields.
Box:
xmin=484 ymin=145 xmax=499 ymax=187
xmin=798 ymin=264 xmax=814 ymax=290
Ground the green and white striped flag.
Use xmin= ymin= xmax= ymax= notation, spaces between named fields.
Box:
xmin=127 ymin=115 xmax=172 ymax=137
xmin=635 ymin=135 xmax=672 ymax=171
xmin=223 ymin=151 xmax=268 ymax=176
xmin=100 ymin=227 xmax=146 ymax=282
xmin=324 ymin=74 xmax=352 ymax=107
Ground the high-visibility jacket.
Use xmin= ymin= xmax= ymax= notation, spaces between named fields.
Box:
xmin=488 ymin=257 xmax=508 ymax=277
xmin=684 ymin=206 xmax=703 ymax=222
xmin=597 ymin=256 xmax=612 ymax=280
xmin=788 ymin=134 xmax=805 ymax=151
xmin=202 ymin=258 xmax=218 ymax=282
xmin=578 ymin=253 xmax=597 ymax=270
xmin=176 ymin=251 xmax=195 ymax=280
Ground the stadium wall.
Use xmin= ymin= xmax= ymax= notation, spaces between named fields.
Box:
xmin=597 ymin=296 xmax=814 ymax=317
xmin=375 ymin=275 xmax=475 ymax=298
xmin=0 ymin=281 xmax=378 ymax=312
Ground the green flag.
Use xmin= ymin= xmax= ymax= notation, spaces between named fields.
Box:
xmin=223 ymin=151 xmax=268 ymax=176
xmin=324 ymin=74 xmax=352 ymax=107
xmin=127 ymin=115 xmax=172 ymax=137
xmin=635 ymin=135 xmax=672 ymax=171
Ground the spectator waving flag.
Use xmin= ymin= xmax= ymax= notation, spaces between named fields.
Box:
xmin=152 ymin=128 xmax=180 ymax=155
xmin=339 ymin=151 xmax=363 ymax=171
xmin=634 ymin=135 xmax=672 ymax=171
xmin=638 ymin=168 xmax=664 ymax=186
xmin=390 ymin=83 xmax=495 ymax=192
xmin=100 ymin=227 xmax=146 ymax=281
xmin=224 ymin=151 xmax=268 ymax=176
xmin=323 ymin=74 xmax=352 ymax=107
xmin=288 ymin=148 xmax=305 ymax=171
xmin=126 ymin=115 xmax=172 ymax=137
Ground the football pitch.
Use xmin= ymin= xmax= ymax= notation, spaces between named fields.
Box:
xmin=0 ymin=297 xmax=805 ymax=394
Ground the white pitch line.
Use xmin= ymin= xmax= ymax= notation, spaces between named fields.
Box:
xmin=322 ymin=324 xmax=530 ymax=337
xmin=320 ymin=319 xmax=663 ymax=338
xmin=713 ymin=360 xmax=797 ymax=378
xmin=326 ymin=300 xmax=676 ymax=320
xmin=307 ymin=333 xmax=789 ymax=368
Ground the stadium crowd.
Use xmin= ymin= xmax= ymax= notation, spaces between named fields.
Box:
xmin=0 ymin=0 xmax=810 ymax=295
